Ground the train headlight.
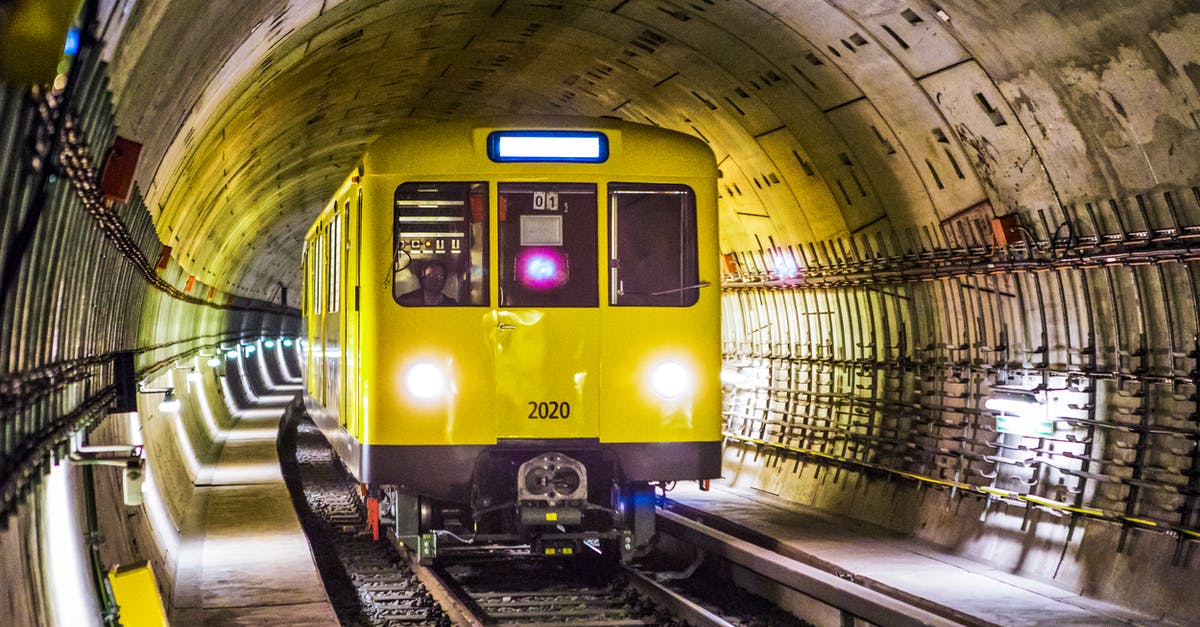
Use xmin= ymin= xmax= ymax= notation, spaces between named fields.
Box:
xmin=406 ymin=363 xmax=446 ymax=399
xmin=650 ymin=361 xmax=689 ymax=399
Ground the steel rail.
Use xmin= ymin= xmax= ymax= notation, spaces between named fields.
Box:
xmin=657 ymin=508 xmax=967 ymax=627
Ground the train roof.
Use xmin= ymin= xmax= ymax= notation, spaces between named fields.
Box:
xmin=361 ymin=116 xmax=717 ymax=180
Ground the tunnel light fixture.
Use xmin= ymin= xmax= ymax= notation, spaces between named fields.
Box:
xmin=719 ymin=367 xmax=751 ymax=389
xmin=225 ymin=349 xmax=239 ymax=359
xmin=984 ymin=389 xmax=1054 ymax=438
xmin=282 ymin=338 xmax=294 ymax=348
xmin=775 ymin=256 xmax=800 ymax=279
xmin=206 ymin=356 xmax=221 ymax=368
xmin=264 ymin=339 xmax=276 ymax=348
xmin=157 ymin=388 xmax=181 ymax=413
xmin=243 ymin=344 xmax=256 ymax=355
xmin=487 ymin=130 xmax=608 ymax=163
xmin=186 ymin=369 xmax=202 ymax=383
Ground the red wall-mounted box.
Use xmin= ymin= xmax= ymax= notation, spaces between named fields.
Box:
xmin=100 ymin=136 xmax=143 ymax=204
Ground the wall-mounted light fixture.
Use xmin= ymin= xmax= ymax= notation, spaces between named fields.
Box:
xmin=155 ymin=388 xmax=180 ymax=413
xmin=137 ymin=382 xmax=181 ymax=414
xmin=719 ymin=366 xmax=752 ymax=389
xmin=984 ymin=388 xmax=1054 ymax=438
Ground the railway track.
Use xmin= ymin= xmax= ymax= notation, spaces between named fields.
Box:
xmin=278 ymin=403 xmax=864 ymax=625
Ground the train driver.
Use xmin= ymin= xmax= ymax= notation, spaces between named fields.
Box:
xmin=399 ymin=258 xmax=457 ymax=306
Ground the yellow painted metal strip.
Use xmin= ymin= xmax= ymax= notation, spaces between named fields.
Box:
xmin=108 ymin=563 xmax=168 ymax=627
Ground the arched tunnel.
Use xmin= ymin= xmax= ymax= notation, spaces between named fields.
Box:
xmin=2 ymin=0 xmax=1199 ymax=624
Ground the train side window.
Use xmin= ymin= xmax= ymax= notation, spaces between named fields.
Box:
xmin=393 ymin=182 xmax=489 ymax=306
xmin=497 ymin=182 xmax=598 ymax=308
xmin=316 ymin=229 xmax=325 ymax=314
xmin=330 ymin=212 xmax=342 ymax=314
xmin=608 ymin=184 xmax=699 ymax=307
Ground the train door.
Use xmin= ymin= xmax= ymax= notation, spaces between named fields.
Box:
xmin=392 ymin=182 xmax=495 ymax=445
xmin=493 ymin=182 xmax=601 ymax=439
xmin=349 ymin=189 xmax=363 ymax=440
xmin=600 ymin=183 xmax=717 ymax=443
xmin=341 ymin=197 xmax=359 ymax=436
xmin=312 ymin=227 xmax=326 ymax=405
xmin=325 ymin=212 xmax=342 ymax=424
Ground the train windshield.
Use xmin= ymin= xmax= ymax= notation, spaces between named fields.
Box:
xmin=497 ymin=182 xmax=598 ymax=307
xmin=393 ymin=182 xmax=489 ymax=306
xmin=608 ymin=184 xmax=699 ymax=306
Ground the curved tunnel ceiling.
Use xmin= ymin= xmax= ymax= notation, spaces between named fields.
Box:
xmin=103 ymin=0 xmax=1200 ymax=306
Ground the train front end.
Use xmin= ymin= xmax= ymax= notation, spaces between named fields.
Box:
xmin=312 ymin=117 xmax=721 ymax=561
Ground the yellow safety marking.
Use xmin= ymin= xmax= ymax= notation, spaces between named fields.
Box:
xmin=1063 ymin=505 xmax=1106 ymax=517
xmin=546 ymin=512 xmax=558 ymax=522
xmin=1123 ymin=517 xmax=1158 ymax=527
xmin=108 ymin=563 xmax=167 ymax=627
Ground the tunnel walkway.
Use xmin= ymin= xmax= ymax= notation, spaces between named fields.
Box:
xmin=667 ymin=482 xmax=1165 ymax=626
xmin=166 ymin=364 xmax=337 ymax=625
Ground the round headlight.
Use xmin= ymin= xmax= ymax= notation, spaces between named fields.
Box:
xmin=407 ymin=363 xmax=445 ymax=399
xmin=651 ymin=361 xmax=689 ymax=399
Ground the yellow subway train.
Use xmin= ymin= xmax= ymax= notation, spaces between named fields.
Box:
xmin=302 ymin=117 xmax=721 ymax=561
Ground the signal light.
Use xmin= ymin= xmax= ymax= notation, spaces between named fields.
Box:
xmin=516 ymin=249 xmax=568 ymax=290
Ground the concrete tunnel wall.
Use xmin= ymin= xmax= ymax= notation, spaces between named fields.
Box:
xmin=0 ymin=338 xmax=302 ymax=627
xmin=3 ymin=1 xmax=1200 ymax=624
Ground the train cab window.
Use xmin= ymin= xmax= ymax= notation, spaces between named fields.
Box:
xmin=393 ymin=182 xmax=489 ymax=306
xmin=497 ymin=182 xmax=598 ymax=308
xmin=608 ymin=184 xmax=699 ymax=306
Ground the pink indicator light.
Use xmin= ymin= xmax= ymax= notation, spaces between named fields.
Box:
xmin=516 ymin=249 xmax=568 ymax=290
